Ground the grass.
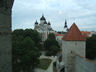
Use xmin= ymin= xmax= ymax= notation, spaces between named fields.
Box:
xmin=37 ymin=58 xmax=52 ymax=70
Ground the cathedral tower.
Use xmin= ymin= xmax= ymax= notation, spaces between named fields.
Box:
xmin=34 ymin=15 xmax=54 ymax=42
xmin=34 ymin=20 xmax=38 ymax=29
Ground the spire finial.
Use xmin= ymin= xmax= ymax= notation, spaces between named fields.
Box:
xmin=42 ymin=13 xmax=44 ymax=17
xmin=40 ymin=13 xmax=46 ymax=20
xmin=65 ymin=19 xmax=67 ymax=24
xmin=64 ymin=19 xmax=67 ymax=28
xmin=73 ymin=22 xmax=76 ymax=24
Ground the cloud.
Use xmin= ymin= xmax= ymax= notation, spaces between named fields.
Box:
xmin=75 ymin=0 xmax=96 ymax=10
xmin=12 ymin=0 xmax=96 ymax=31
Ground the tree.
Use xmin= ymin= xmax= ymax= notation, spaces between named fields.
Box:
xmin=24 ymin=29 xmax=41 ymax=44
xmin=86 ymin=34 xmax=96 ymax=60
xmin=12 ymin=29 xmax=41 ymax=72
xmin=44 ymin=33 xmax=60 ymax=56
xmin=44 ymin=33 xmax=59 ymax=49
xmin=46 ymin=45 xmax=60 ymax=56
xmin=48 ymin=33 xmax=56 ymax=40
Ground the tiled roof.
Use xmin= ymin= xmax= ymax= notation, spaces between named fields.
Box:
xmin=62 ymin=23 xmax=86 ymax=41
xmin=81 ymin=31 xmax=91 ymax=38
xmin=81 ymin=31 xmax=91 ymax=34
xmin=55 ymin=33 xmax=64 ymax=36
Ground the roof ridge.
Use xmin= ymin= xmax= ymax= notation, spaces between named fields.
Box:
xmin=62 ymin=23 xmax=86 ymax=41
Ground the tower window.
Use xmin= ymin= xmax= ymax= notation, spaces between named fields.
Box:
xmin=75 ymin=42 xmax=77 ymax=45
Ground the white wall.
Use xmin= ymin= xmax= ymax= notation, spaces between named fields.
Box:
xmin=40 ymin=20 xmax=45 ymax=24
xmin=56 ymin=36 xmax=63 ymax=40
xmin=62 ymin=40 xmax=86 ymax=72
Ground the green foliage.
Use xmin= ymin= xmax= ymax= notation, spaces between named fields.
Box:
xmin=24 ymin=29 xmax=41 ymax=44
xmin=37 ymin=58 xmax=52 ymax=70
xmin=12 ymin=29 xmax=41 ymax=72
xmin=86 ymin=34 xmax=96 ymax=60
xmin=48 ymin=33 xmax=56 ymax=40
xmin=46 ymin=45 xmax=60 ymax=56
xmin=44 ymin=33 xmax=60 ymax=56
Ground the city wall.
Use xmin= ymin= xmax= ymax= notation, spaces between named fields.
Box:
xmin=0 ymin=0 xmax=14 ymax=72
xmin=74 ymin=54 xmax=96 ymax=72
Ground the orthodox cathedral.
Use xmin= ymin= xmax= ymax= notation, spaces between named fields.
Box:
xmin=34 ymin=15 xmax=54 ymax=41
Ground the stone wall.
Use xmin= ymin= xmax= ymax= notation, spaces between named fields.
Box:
xmin=75 ymin=55 xmax=96 ymax=72
xmin=0 ymin=33 xmax=12 ymax=72
xmin=62 ymin=40 xmax=96 ymax=72
xmin=62 ymin=40 xmax=86 ymax=72
xmin=0 ymin=0 xmax=14 ymax=72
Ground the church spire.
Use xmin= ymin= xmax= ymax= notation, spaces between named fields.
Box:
xmin=64 ymin=20 xmax=67 ymax=28
xmin=64 ymin=20 xmax=68 ymax=32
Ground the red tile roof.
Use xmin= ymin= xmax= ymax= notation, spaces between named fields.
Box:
xmin=55 ymin=33 xmax=64 ymax=36
xmin=81 ymin=31 xmax=91 ymax=38
xmin=81 ymin=31 xmax=91 ymax=34
xmin=62 ymin=23 xmax=86 ymax=41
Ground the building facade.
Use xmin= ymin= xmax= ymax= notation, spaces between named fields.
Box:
xmin=34 ymin=15 xmax=54 ymax=41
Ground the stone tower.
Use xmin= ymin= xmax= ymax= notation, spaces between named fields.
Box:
xmin=62 ymin=23 xmax=86 ymax=72
xmin=0 ymin=0 xmax=14 ymax=72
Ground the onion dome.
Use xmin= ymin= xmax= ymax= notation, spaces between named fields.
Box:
xmin=44 ymin=21 xmax=47 ymax=24
xmin=48 ymin=21 xmax=51 ymax=25
xmin=35 ymin=20 xmax=38 ymax=24
xmin=40 ymin=15 xmax=46 ymax=20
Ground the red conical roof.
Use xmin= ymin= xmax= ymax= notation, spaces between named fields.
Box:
xmin=62 ymin=23 xmax=86 ymax=41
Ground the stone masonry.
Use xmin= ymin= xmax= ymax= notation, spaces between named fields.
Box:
xmin=0 ymin=0 xmax=14 ymax=72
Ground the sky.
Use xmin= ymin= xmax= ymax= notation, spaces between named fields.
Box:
xmin=12 ymin=0 xmax=96 ymax=31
